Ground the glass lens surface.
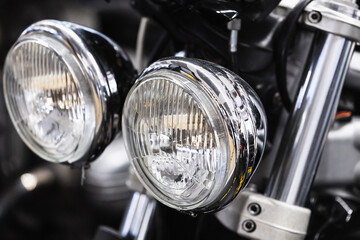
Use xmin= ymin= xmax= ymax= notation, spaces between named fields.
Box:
xmin=3 ymin=39 xmax=91 ymax=162
xmin=123 ymin=73 xmax=229 ymax=208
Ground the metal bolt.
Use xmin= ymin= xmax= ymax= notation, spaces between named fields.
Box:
xmin=242 ymin=219 xmax=256 ymax=233
xmin=308 ymin=11 xmax=322 ymax=23
xmin=248 ymin=202 xmax=261 ymax=216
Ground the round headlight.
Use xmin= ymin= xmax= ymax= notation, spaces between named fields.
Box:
xmin=122 ymin=57 xmax=267 ymax=213
xmin=3 ymin=20 xmax=136 ymax=165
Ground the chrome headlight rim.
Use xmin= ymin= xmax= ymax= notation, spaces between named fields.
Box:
xmin=3 ymin=19 xmax=136 ymax=165
xmin=122 ymin=57 xmax=267 ymax=214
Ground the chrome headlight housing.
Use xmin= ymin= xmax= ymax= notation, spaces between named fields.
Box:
xmin=3 ymin=20 xmax=136 ymax=165
xmin=122 ymin=57 xmax=267 ymax=213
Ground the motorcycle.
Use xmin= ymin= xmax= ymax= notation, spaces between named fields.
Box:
xmin=0 ymin=0 xmax=360 ymax=239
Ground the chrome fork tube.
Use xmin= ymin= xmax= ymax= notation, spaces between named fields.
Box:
xmin=266 ymin=32 xmax=355 ymax=206
xmin=119 ymin=192 xmax=156 ymax=240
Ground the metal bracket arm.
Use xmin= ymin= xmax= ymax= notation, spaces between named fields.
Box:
xmin=236 ymin=192 xmax=311 ymax=240
xmin=301 ymin=0 xmax=360 ymax=42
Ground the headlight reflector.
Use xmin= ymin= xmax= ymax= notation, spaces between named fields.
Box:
xmin=122 ymin=58 xmax=267 ymax=213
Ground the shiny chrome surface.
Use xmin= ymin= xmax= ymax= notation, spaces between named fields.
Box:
xmin=123 ymin=57 xmax=267 ymax=213
xmin=266 ymin=33 xmax=355 ymax=206
xmin=13 ymin=20 xmax=136 ymax=165
xmin=216 ymin=191 xmax=311 ymax=240
xmin=119 ymin=192 xmax=156 ymax=240
xmin=233 ymin=191 xmax=311 ymax=240
xmin=227 ymin=19 xmax=241 ymax=53
xmin=302 ymin=0 xmax=360 ymax=42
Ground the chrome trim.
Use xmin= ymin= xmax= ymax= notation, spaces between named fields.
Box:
xmin=119 ymin=192 xmax=156 ymax=240
xmin=10 ymin=20 xmax=136 ymax=165
xmin=123 ymin=57 xmax=267 ymax=213
xmin=301 ymin=0 xmax=360 ymax=42
xmin=266 ymin=33 xmax=355 ymax=206
xmin=236 ymin=192 xmax=310 ymax=240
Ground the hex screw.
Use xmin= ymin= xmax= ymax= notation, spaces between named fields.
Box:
xmin=308 ymin=11 xmax=322 ymax=23
xmin=242 ymin=219 xmax=256 ymax=233
xmin=248 ymin=202 xmax=262 ymax=216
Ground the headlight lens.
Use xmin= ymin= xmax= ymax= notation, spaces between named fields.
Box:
xmin=4 ymin=36 xmax=94 ymax=163
xmin=124 ymin=71 xmax=229 ymax=207
xmin=3 ymin=20 xmax=135 ymax=164
xmin=122 ymin=58 xmax=267 ymax=213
